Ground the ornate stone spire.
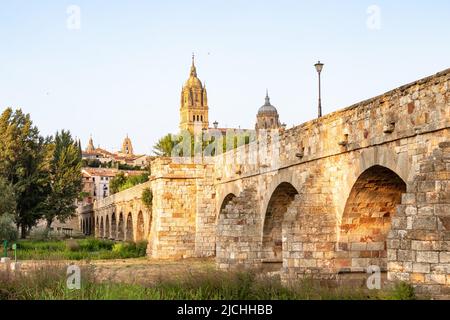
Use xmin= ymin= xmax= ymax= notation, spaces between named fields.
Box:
xmin=179 ymin=55 xmax=209 ymax=132
xmin=121 ymin=135 xmax=134 ymax=156
xmin=86 ymin=135 xmax=95 ymax=153
xmin=190 ymin=53 xmax=197 ymax=77
xmin=265 ymin=89 xmax=271 ymax=105
xmin=256 ymin=90 xmax=281 ymax=131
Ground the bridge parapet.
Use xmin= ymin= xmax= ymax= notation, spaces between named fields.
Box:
xmin=214 ymin=69 xmax=450 ymax=183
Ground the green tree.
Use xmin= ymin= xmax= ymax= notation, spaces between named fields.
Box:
xmin=0 ymin=176 xmax=18 ymax=241
xmin=119 ymin=173 xmax=149 ymax=192
xmin=141 ymin=188 xmax=153 ymax=210
xmin=0 ymin=108 xmax=51 ymax=238
xmin=110 ymin=172 xmax=127 ymax=194
xmin=153 ymin=131 xmax=254 ymax=158
xmin=43 ymin=130 xmax=83 ymax=229
xmin=0 ymin=214 xmax=17 ymax=242
xmin=0 ymin=177 xmax=16 ymax=216
xmin=153 ymin=133 xmax=177 ymax=156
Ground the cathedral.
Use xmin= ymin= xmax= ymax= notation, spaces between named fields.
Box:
xmin=179 ymin=56 xmax=283 ymax=134
xmin=179 ymin=55 xmax=209 ymax=132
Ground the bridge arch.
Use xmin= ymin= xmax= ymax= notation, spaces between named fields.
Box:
xmin=219 ymin=193 xmax=236 ymax=214
xmin=341 ymin=146 xmax=412 ymax=212
xmin=111 ymin=212 xmax=117 ymax=240
xmin=126 ymin=212 xmax=133 ymax=242
xmin=259 ymin=170 xmax=304 ymax=222
xmin=105 ymin=215 xmax=110 ymax=239
xmin=338 ymin=165 xmax=407 ymax=272
xmin=262 ymin=182 xmax=299 ymax=264
xmin=100 ymin=216 xmax=104 ymax=238
xmin=118 ymin=213 xmax=125 ymax=241
xmin=136 ymin=211 xmax=145 ymax=241
xmin=216 ymin=183 xmax=242 ymax=222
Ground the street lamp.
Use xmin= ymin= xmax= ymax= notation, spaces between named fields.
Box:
xmin=314 ymin=61 xmax=324 ymax=118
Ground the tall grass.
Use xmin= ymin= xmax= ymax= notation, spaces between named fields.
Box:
xmin=0 ymin=263 xmax=416 ymax=300
xmin=10 ymin=239 xmax=147 ymax=260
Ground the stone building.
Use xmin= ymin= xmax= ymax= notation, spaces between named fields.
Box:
xmin=82 ymin=135 xmax=149 ymax=169
xmin=92 ymin=67 xmax=450 ymax=298
xmin=255 ymin=91 xmax=282 ymax=131
xmin=179 ymin=55 xmax=209 ymax=133
xmin=120 ymin=135 xmax=134 ymax=156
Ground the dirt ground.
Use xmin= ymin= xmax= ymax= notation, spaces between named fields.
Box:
xmin=18 ymin=258 xmax=217 ymax=285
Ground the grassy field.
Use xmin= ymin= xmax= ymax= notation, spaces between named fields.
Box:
xmin=0 ymin=261 xmax=416 ymax=300
xmin=0 ymin=239 xmax=417 ymax=300
xmin=6 ymin=239 xmax=147 ymax=260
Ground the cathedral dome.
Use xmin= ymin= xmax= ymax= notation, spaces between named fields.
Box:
xmin=258 ymin=91 xmax=278 ymax=114
xmin=184 ymin=55 xmax=203 ymax=89
xmin=185 ymin=76 xmax=203 ymax=89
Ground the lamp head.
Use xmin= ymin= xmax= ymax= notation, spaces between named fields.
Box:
xmin=315 ymin=61 xmax=324 ymax=73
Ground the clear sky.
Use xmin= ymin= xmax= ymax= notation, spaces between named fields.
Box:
xmin=1 ymin=1 xmax=449 ymax=154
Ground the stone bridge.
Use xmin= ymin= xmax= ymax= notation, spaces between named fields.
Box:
xmin=93 ymin=69 xmax=450 ymax=297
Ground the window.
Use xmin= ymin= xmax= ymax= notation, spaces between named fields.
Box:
xmin=193 ymin=115 xmax=195 ymax=121
xmin=201 ymin=115 xmax=203 ymax=121
xmin=197 ymin=115 xmax=199 ymax=121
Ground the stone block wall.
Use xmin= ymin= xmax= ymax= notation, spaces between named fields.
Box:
xmin=92 ymin=68 xmax=449 ymax=297
xmin=388 ymin=141 xmax=450 ymax=298
xmin=147 ymin=159 xmax=216 ymax=259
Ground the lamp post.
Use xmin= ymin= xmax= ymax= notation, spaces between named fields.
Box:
xmin=314 ymin=61 xmax=324 ymax=118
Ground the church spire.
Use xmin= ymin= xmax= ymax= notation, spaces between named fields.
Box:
xmin=86 ymin=135 xmax=95 ymax=153
xmin=265 ymin=89 xmax=271 ymax=105
xmin=190 ymin=53 xmax=197 ymax=77
xmin=180 ymin=55 xmax=209 ymax=132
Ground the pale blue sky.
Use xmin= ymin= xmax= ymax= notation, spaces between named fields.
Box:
xmin=1 ymin=1 xmax=449 ymax=154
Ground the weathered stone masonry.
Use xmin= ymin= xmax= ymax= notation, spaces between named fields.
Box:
xmin=94 ymin=69 xmax=450 ymax=297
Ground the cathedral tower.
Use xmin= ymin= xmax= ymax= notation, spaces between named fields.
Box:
xmin=179 ymin=55 xmax=209 ymax=132
xmin=121 ymin=135 xmax=134 ymax=156
xmin=255 ymin=90 xmax=281 ymax=131
xmin=86 ymin=135 xmax=95 ymax=153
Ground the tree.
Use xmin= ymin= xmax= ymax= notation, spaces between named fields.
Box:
xmin=110 ymin=172 xmax=149 ymax=194
xmin=0 ymin=177 xmax=16 ymax=217
xmin=153 ymin=134 xmax=177 ymax=156
xmin=0 ymin=108 xmax=51 ymax=238
xmin=43 ymin=130 xmax=83 ymax=229
xmin=0 ymin=214 xmax=17 ymax=242
xmin=0 ymin=176 xmax=18 ymax=241
xmin=153 ymin=131 xmax=254 ymax=159
xmin=141 ymin=188 xmax=153 ymax=210
xmin=110 ymin=172 xmax=127 ymax=194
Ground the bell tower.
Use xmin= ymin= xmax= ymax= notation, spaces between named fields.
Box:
xmin=121 ymin=135 xmax=134 ymax=156
xmin=179 ymin=54 xmax=209 ymax=133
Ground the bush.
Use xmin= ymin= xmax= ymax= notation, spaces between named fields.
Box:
xmin=111 ymin=241 xmax=148 ymax=258
xmin=142 ymin=188 xmax=153 ymax=209
xmin=65 ymin=239 xmax=80 ymax=252
xmin=0 ymin=214 xmax=18 ymax=242
xmin=14 ymin=239 xmax=147 ymax=260
xmin=385 ymin=282 xmax=416 ymax=300
xmin=78 ymin=238 xmax=114 ymax=251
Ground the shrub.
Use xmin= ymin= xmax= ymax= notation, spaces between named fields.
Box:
xmin=386 ymin=282 xmax=416 ymax=300
xmin=0 ymin=214 xmax=18 ymax=242
xmin=111 ymin=241 xmax=148 ymax=258
xmin=78 ymin=238 xmax=114 ymax=251
xmin=142 ymin=188 xmax=153 ymax=209
xmin=65 ymin=239 xmax=80 ymax=252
